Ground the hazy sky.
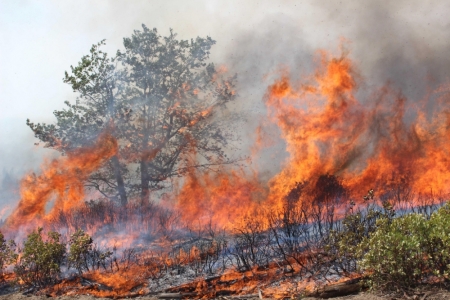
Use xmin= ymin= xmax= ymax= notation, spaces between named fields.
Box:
xmin=1 ymin=0 xmax=450 ymax=187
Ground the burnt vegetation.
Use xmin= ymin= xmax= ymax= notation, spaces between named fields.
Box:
xmin=1 ymin=176 xmax=450 ymax=298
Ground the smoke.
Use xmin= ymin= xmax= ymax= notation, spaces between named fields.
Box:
xmin=309 ymin=0 xmax=450 ymax=100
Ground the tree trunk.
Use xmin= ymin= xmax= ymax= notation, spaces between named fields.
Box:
xmin=140 ymin=119 xmax=152 ymax=205
xmin=111 ymin=155 xmax=128 ymax=206
xmin=105 ymin=90 xmax=128 ymax=206
xmin=140 ymin=160 xmax=150 ymax=204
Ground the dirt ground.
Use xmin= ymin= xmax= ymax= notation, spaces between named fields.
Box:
xmin=0 ymin=295 xmax=156 ymax=300
xmin=1 ymin=291 xmax=450 ymax=300
xmin=303 ymin=290 xmax=450 ymax=299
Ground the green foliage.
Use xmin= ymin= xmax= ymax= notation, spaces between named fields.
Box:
xmin=357 ymin=204 xmax=450 ymax=291
xmin=325 ymin=191 xmax=395 ymax=275
xmin=427 ymin=203 xmax=450 ymax=278
xmin=68 ymin=229 xmax=93 ymax=275
xmin=0 ymin=231 xmax=17 ymax=278
xmin=64 ymin=40 xmax=118 ymax=96
xmin=117 ymin=25 xmax=238 ymax=194
xmin=326 ymin=205 xmax=381 ymax=274
xmin=14 ymin=228 xmax=66 ymax=288
xmin=358 ymin=214 xmax=430 ymax=290
xmin=67 ymin=228 xmax=114 ymax=274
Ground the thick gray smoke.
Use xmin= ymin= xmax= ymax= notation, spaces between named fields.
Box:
xmin=313 ymin=0 xmax=450 ymax=101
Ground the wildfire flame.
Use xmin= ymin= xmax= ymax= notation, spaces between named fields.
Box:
xmin=5 ymin=131 xmax=118 ymax=230
xmin=176 ymin=169 xmax=266 ymax=229
xmin=6 ymin=45 xmax=450 ymax=235
xmin=4 ymin=42 xmax=450 ymax=299
xmin=178 ymin=46 xmax=450 ymax=225
xmin=264 ymin=48 xmax=450 ymax=208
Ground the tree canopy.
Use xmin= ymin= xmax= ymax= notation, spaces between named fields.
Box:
xmin=27 ymin=25 xmax=238 ymax=205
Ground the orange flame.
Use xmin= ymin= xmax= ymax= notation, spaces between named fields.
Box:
xmin=177 ymin=46 xmax=450 ymax=226
xmin=265 ymin=47 xmax=450 ymax=209
xmin=5 ymin=131 xmax=118 ymax=230
xmin=6 ymin=43 xmax=450 ymax=241
xmin=4 ymin=42 xmax=450 ymax=298
xmin=177 ymin=169 xmax=266 ymax=229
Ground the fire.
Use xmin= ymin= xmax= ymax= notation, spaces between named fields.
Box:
xmin=7 ymin=45 xmax=450 ymax=235
xmin=264 ymin=52 xmax=362 ymax=208
xmin=176 ymin=169 xmax=266 ymax=229
xmin=5 ymin=131 xmax=118 ymax=230
xmin=264 ymin=47 xmax=450 ymax=209
xmin=176 ymin=48 xmax=367 ymax=227
xmin=5 ymin=41 xmax=450 ymax=298
xmin=177 ymin=45 xmax=450 ymax=227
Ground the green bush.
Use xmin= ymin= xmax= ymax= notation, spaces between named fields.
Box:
xmin=68 ymin=229 xmax=93 ymax=275
xmin=326 ymin=206 xmax=381 ymax=274
xmin=358 ymin=213 xmax=430 ymax=290
xmin=427 ymin=203 xmax=450 ymax=278
xmin=324 ymin=196 xmax=395 ymax=275
xmin=67 ymin=228 xmax=113 ymax=274
xmin=357 ymin=203 xmax=450 ymax=291
xmin=0 ymin=231 xmax=17 ymax=279
xmin=14 ymin=228 xmax=66 ymax=288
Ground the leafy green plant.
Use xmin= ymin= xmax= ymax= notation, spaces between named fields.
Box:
xmin=0 ymin=231 xmax=17 ymax=279
xmin=357 ymin=202 xmax=450 ymax=291
xmin=427 ymin=202 xmax=450 ymax=279
xmin=14 ymin=228 xmax=66 ymax=288
xmin=67 ymin=228 xmax=115 ymax=274
xmin=325 ymin=190 xmax=395 ymax=275
xmin=358 ymin=213 xmax=430 ymax=290
xmin=326 ymin=206 xmax=381 ymax=274
xmin=68 ymin=229 xmax=93 ymax=275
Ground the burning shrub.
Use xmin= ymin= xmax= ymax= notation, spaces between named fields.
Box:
xmin=14 ymin=228 xmax=66 ymax=288
xmin=312 ymin=174 xmax=347 ymax=205
xmin=229 ymin=216 xmax=272 ymax=272
xmin=68 ymin=229 xmax=94 ymax=275
xmin=81 ymin=244 xmax=113 ymax=272
xmin=0 ymin=231 xmax=17 ymax=280
xmin=189 ymin=238 xmax=228 ymax=275
xmin=268 ymin=201 xmax=310 ymax=275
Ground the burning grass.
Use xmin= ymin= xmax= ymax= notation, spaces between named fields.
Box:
xmin=1 ymin=194 xmax=448 ymax=299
